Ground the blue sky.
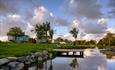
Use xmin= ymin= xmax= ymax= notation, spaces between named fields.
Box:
xmin=0 ymin=0 xmax=115 ymax=41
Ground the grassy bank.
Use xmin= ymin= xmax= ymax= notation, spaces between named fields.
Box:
xmin=1 ymin=43 xmax=114 ymax=58
xmin=0 ymin=43 xmax=56 ymax=58
xmin=0 ymin=43 xmax=93 ymax=58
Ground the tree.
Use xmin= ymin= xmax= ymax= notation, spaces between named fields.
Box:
xmin=35 ymin=22 xmax=54 ymax=43
xmin=35 ymin=24 xmax=45 ymax=39
xmin=49 ymin=29 xmax=54 ymax=43
xmin=7 ymin=27 xmax=24 ymax=42
xmin=43 ymin=22 xmax=50 ymax=42
xmin=86 ymin=40 xmax=96 ymax=45
xmin=70 ymin=28 xmax=79 ymax=45
xmin=7 ymin=27 xmax=24 ymax=36
xmin=98 ymin=32 xmax=115 ymax=46
xmin=105 ymin=33 xmax=114 ymax=46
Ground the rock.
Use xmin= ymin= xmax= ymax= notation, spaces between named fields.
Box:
xmin=34 ymin=52 xmax=42 ymax=57
xmin=0 ymin=58 xmax=10 ymax=66
xmin=42 ymin=51 xmax=49 ymax=60
xmin=17 ymin=56 xmax=35 ymax=64
xmin=6 ymin=57 xmax=18 ymax=61
xmin=42 ymin=50 xmax=48 ymax=55
xmin=24 ymin=56 xmax=35 ymax=64
xmin=28 ymin=66 xmax=37 ymax=70
xmin=43 ymin=54 xmax=48 ymax=60
xmin=31 ymin=54 xmax=35 ymax=58
xmin=0 ymin=66 xmax=10 ymax=70
xmin=8 ymin=61 xmax=24 ymax=70
xmin=17 ymin=57 xmax=26 ymax=63
xmin=38 ymin=57 xmax=43 ymax=61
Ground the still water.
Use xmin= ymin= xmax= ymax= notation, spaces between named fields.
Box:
xmin=30 ymin=48 xmax=115 ymax=70
xmin=46 ymin=57 xmax=115 ymax=70
xmin=46 ymin=48 xmax=115 ymax=70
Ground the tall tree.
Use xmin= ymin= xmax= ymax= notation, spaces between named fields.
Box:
xmin=35 ymin=24 xmax=45 ymax=39
xmin=70 ymin=28 xmax=79 ymax=45
xmin=35 ymin=22 xmax=54 ymax=43
xmin=7 ymin=27 xmax=24 ymax=36
xmin=43 ymin=22 xmax=51 ymax=42
xmin=7 ymin=27 xmax=24 ymax=42
xmin=49 ymin=29 xmax=54 ymax=43
xmin=70 ymin=28 xmax=78 ymax=40
xmin=105 ymin=33 xmax=113 ymax=46
xmin=98 ymin=32 xmax=115 ymax=46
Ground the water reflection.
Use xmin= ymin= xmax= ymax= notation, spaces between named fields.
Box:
xmin=28 ymin=57 xmax=115 ymax=70
xmin=77 ymin=48 xmax=107 ymax=70
xmin=69 ymin=58 xmax=78 ymax=70
xmin=48 ymin=60 xmax=53 ymax=70
xmin=107 ymin=59 xmax=115 ymax=70
xmin=29 ymin=48 xmax=115 ymax=70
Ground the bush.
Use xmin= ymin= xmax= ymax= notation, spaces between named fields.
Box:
xmin=58 ymin=45 xmax=91 ymax=49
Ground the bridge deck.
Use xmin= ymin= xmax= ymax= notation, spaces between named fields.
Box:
xmin=53 ymin=49 xmax=84 ymax=52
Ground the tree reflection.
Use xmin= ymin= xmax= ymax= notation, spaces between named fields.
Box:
xmin=48 ymin=53 xmax=53 ymax=70
xmin=69 ymin=58 xmax=78 ymax=70
xmin=48 ymin=60 xmax=53 ymax=70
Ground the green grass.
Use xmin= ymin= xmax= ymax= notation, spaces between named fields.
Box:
xmin=1 ymin=43 xmax=113 ymax=58
xmin=0 ymin=43 xmax=56 ymax=58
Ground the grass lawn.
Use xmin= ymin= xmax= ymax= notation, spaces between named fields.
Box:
xmin=0 ymin=43 xmax=56 ymax=58
xmin=1 ymin=43 xmax=110 ymax=58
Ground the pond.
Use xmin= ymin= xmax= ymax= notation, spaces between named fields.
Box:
xmin=45 ymin=57 xmax=115 ymax=70
xmin=29 ymin=48 xmax=115 ymax=70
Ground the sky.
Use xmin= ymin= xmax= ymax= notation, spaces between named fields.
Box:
xmin=0 ymin=0 xmax=115 ymax=41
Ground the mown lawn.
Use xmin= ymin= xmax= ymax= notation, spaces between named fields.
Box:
xmin=0 ymin=43 xmax=56 ymax=58
xmin=0 ymin=43 xmax=106 ymax=58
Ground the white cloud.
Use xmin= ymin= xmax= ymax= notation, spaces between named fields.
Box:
xmin=54 ymin=17 xmax=70 ymax=26
xmin=68 ymin=18 xmax=108 ymax=41
xmin=107 ymin=27 xmax=115 ymax=33
xmin=31 ymin=6 xmax=54 ymax=25
xmin=62 ymin=0 xmax=109 ymax=41
xmin=63 ymin=33 xmax=75 ymax=41
xmin=98 ymin=18 xmax=108 ymax=26
xmin=82 ymin=33 xmax=105 ymax=42
xmin=79 ymin=18 xmax=107 ymax=34
xmin=0 ymin=36 xmax=8 ymax=41
xmin=24 ymin=22 xmax=36 ymax=38
xmin=63 ymin=0 xmax=102 ymax=19
xmin=0 ymin=6 xmax=71 ymax=41
xmin=0 ymin=14 xmax=27 ymax=36
xmin=8 ymin=14 xmax=21 ymax=20
xmin=31 ymin=6 xmax=70 ymax=27
xmin=70 ymin=19 xmax=80 ymax=29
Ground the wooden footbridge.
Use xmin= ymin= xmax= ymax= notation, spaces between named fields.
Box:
xmin=53 ymin=49 xmax=84 ymax=58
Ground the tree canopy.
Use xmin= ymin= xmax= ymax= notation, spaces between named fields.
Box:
xmin=98 ymin=32 xmax=115 ymax=46
xmin=35 ymin=22 xmax=54 ymax=43
xmin=7 ymin=27 xmax=24 ymax=36
xmin=70 ymin=28 xmax=79 ymax=40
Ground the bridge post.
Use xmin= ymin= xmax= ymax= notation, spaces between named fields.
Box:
xmin=73 ymin=51 xmax=76 ymax=55
xmin=66 ymin=52 xmax=69 ymax=55
xmin=80 ymin=51 xmax=84 ymax=57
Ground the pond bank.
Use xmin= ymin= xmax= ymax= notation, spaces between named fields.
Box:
xmin=100 ymin=50 xmax=115 ymax=59
xmin=0 ymin=51 xmax=53 ymax=70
